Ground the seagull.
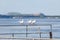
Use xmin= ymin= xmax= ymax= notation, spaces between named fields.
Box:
xmin=28 ymin=20 xmax=32 ymax=24
xmin=18 ymin=20 xmax=24 ymax=24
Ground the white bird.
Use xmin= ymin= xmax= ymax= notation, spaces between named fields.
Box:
xmin=28 ymin=20 xmax=32 ymax=24
xmin=18 ymin=20 xmax=24 ymax=24
xmin=32 ymin=20 xmax=36 ymax=24
xmin=28 ymin=20 xmax=36 ymax=24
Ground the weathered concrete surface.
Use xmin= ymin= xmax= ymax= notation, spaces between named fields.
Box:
xmin=0 ymin=38 xmax=60 ymax=40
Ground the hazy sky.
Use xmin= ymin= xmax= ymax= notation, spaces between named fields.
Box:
xmin=0 ymin=0 xmax=60 ymax=15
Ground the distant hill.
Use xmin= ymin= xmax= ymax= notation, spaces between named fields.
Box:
xmin=0 ymin=14 xmax=13 ymax=18
xmin=0 ymin=12 xmax=45 ymax=18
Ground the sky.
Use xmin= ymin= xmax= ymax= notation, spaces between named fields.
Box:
xmin=0 ymin=0 xmax=60 ymax=15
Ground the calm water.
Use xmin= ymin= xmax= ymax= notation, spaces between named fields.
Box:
xmin=0 ymin=18 xmax=60 ymax=38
